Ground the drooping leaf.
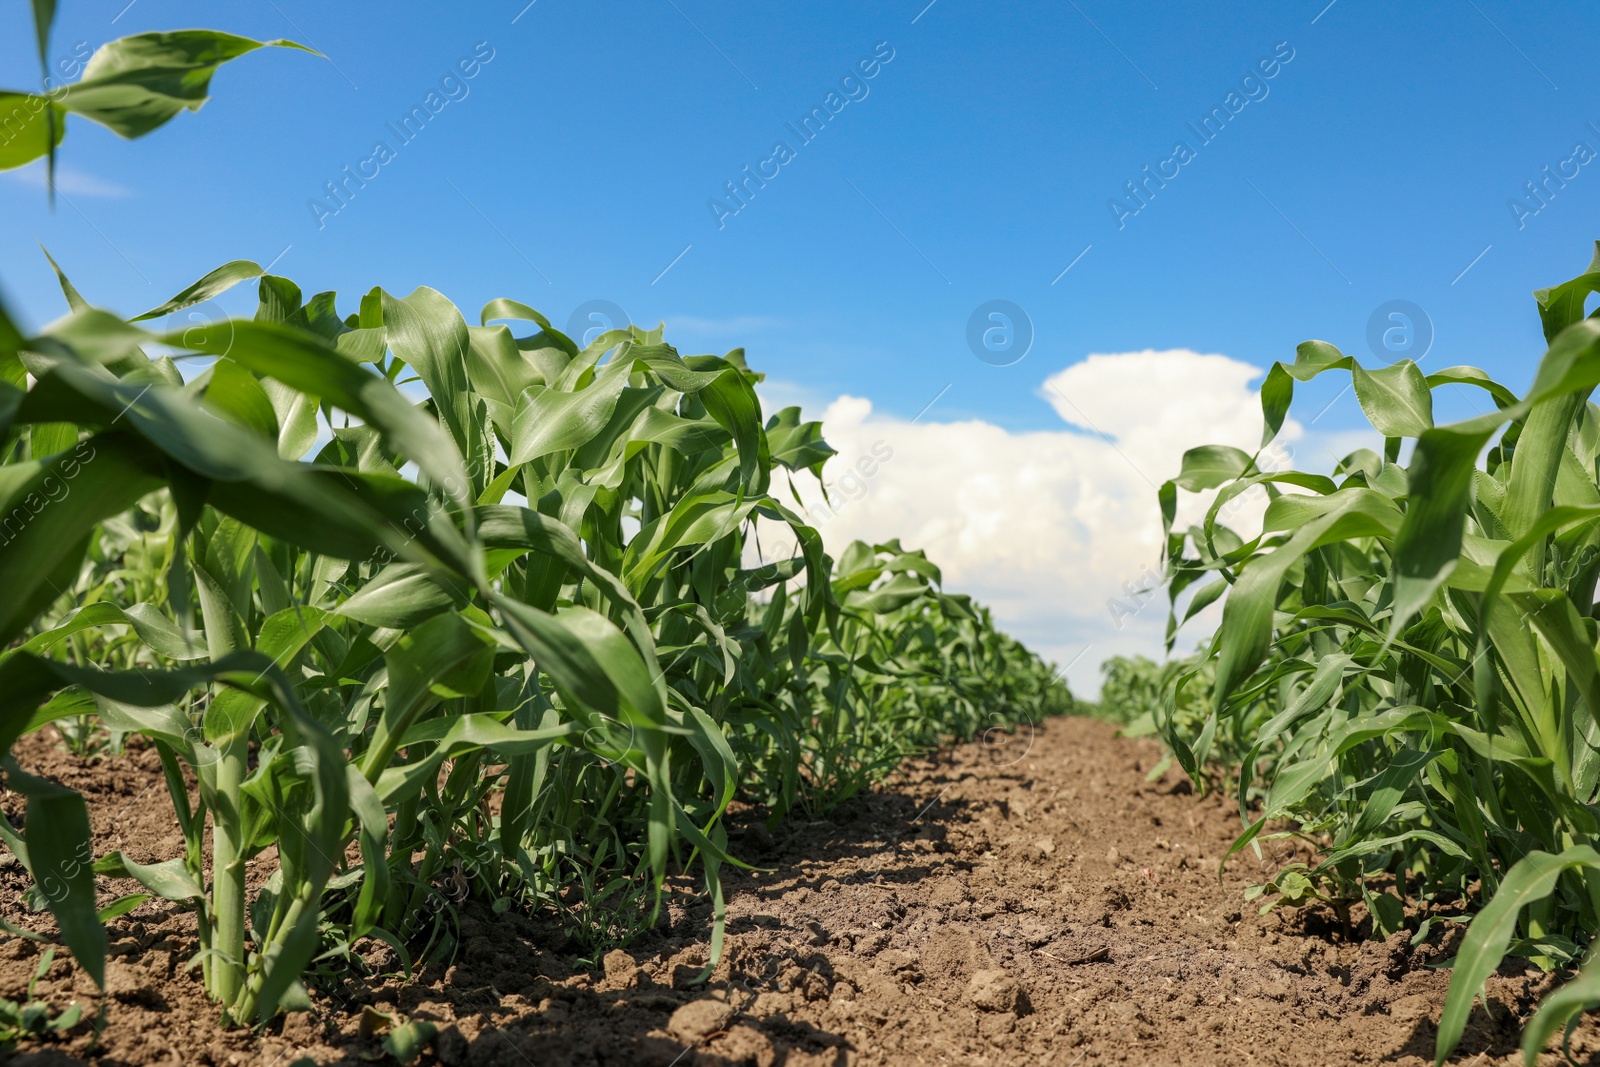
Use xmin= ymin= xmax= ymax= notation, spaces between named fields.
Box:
xmin=60 ymin=32 xmax=315 ymax=139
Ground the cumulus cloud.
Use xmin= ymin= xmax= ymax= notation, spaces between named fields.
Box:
xmin=754 ymin=349 xmax=1340 ymax=700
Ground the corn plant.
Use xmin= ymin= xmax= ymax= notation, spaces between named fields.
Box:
xmin=741 ymin=538 xmax=1073 ymax=817
xmin=1097 ymin=650 xmax=1213 ymax=731
xmin=1160 ymin=242 xmax=1600 ymax=1063
xmin=0 ymin=253 xmax=1070 ymax=1028
xmin=0 ymin=948 xmax=82 ymax=1050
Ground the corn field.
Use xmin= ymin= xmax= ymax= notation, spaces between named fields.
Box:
xmin=13 ymin=6 xmax=1600 ymax=1062
xmin=0 ymin=258 xmax=1070 ymax=1026
xmin=1161 ymin=243 xmax=1600 ymax=1064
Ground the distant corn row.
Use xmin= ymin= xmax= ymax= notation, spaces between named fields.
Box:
xmin=1160 ymin=243 xmax=1600 ymax=1064
xmin=0 ymin=262 xmax=1071 ymax=1026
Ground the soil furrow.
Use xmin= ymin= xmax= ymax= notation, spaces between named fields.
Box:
xmin=3 ymin=718 xmax=1586 ymax=1065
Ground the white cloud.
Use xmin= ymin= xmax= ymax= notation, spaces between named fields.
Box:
xmin=752 ymin=349 xmax=1355 ymax=700
xmin=2 ymin=161 xmax=132 ymax=198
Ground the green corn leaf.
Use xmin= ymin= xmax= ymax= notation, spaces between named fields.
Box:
xmin=1345 ymin=748 xmax=1438 ymax=841
xmin=1436 ymin=846 xmax=1600 ymax=1064
xmin=93 ymin=852 xmax=203 ymax=901
xmin=344 ymin=766 xmax=390 ymax=940
xmin=1388 ymin=424 xmax=1496 ymax=635
xmin=693 ymin=363 xmax=768 ymax=494
xmin=1213 ymin=489 xmax=1399 ymax=704
xmin=0 ymin=649 xmax=309 ymax=755
xmin=97 ymin=893 xmax=149 ymax=922
xmin=493 ymin=599 xmax=668 ymax=733
xmin=509 ymin=371 xmax=631 ymax=466
xmin=30 ymin=1 xmax=56 ymax=72
xmin=157 ymin=317 xmax=474 ymax=515
xmin=1259 ymin=362 xmax=1294 ymax=445
xmin=1351 ymin=359 xmax=1432 ymax=438
xmin=475 ymin=505 xmax=656 ymax=659
xmin=39 ymin=249 xmax=88 ymax=315
xmin=374 ymin=715 xmax=582 ymax=803
xmin=0 ymin=432 xmax=163 ymax=646
xmin=260 ymin=378 xmax=320 ymax=460
xmin=1425 ymin=366 xmax=1520 ymax=408
xmin=242 ymin=692 xmax=351 ymax=1023
xmin=461 ymin=324 xmax=539 ymax=421
xmin=1532 ymin=240 xmax=1600 ymax=344
xmin=383 ymin=1020 xmax=438 ymax=1064
xmin=133 ymin=260 xmax=264 ymax=322
xmin=765 ymin=407 xmax=836 ymax=476
xmin=203 ymin=361 xmax=280 ymax=441
xmin=0 ymin=760 xmax=103 ymax=988
xmin=1521 ymin=946 xmax=1600 ymax=1064
xmin=0 ymin=94 xmax=66 ymax=171
xmin=380 ymin=288 xmax=478 ymax=461
xmin=338 ymin=562 xmax=466 ymax=629
xmin=361 ymin=612 xmax=496 ymax=782
xmin=623 ymin=491 xmax=757 ymax=593
xmin=58 ymin=32 xmax=314 ymax=139
xmin=9 ymin=601 xmax=203 ymax=661
xmin=1173 ymin=445 xmax=1253 ymax=491
xmin=480 ymin=297 xmax=577 ymax=358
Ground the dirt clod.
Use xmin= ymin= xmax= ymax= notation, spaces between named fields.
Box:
xmin=966 ymin=968 xmax=1022 ymax=1013
xmin=601 ymin=948 xmax=640 ymax=988
xmin=706 ymin=1022 xmax=776 ymax=1067
xmin=666 ymin=998 xmax=736 ymax=1045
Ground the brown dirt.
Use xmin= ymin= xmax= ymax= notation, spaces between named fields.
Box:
xmin=1 ymin=717 xmax=1593 ymax=1066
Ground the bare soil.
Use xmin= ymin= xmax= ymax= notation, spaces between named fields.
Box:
xmin=2 ymin=717 xmax=1593 ymax=1066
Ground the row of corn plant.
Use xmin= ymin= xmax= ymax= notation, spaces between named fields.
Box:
xmin=0 ymin=254 xmax=1071 ymax=1027
xmin=1094 ymin=650 xmax=1213 ymax=735
xmin=1159 ymin=242 xmax=1600 ymax=1063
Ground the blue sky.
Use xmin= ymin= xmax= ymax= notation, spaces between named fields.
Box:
xmin=3 ymin=0 xmax=1598 ymax=690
